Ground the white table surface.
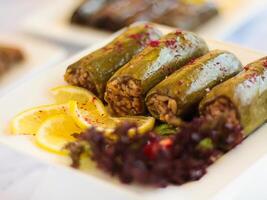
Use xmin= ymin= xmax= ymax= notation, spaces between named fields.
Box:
xmin=0 ymin=1 xmax=74 ymax=200
xmin=0 ymin=1 xmax=267 ymax=200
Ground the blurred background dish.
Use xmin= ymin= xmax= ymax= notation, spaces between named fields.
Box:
xmin=70 ymin=0 xmax=218 ymax=32
xmin=22 ymin=0 xmax=267 ymax=46
xmin=0 ymin=34 xmax=66 ymax=96
xmin=0 ymin=45 xmax=24 ymax=77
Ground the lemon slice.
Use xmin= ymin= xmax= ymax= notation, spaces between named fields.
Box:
xmin=113 ymin=116 xmax=155 ymax=134
xmin=70 ymin=100 xmax=155 ymax=134
xmin=52 ymin=86 xmax=155 ymax=133
xmin=51 ymin=85 xmax=106 ymax=115
xmin=69 ymin=100 xmax=115 ymax=130
xmin=36 ymin=114 xmax=82 ymax=154
xmin=11 ymin=103 xmax=68 ymax=135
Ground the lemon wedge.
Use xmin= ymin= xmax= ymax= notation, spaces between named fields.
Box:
xmin=51 ymin=85 xmax=106 ymax=115
xmin=36 ymin=114 xmax=82 ymax=154
xmin=11 ymin=103 xmax=68 ymax=135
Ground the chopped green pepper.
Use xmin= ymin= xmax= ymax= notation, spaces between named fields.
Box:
xmin=197 ymin=138 xmax=214 ymax=151
xmin=154 ymin=124 xmax=177 ymax=136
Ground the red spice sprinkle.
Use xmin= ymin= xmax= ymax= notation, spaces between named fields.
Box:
xmin=145 ymin=24 xmax=152 ymax=29
xmin=128 ymin=33 xmax=146 ymax=45
xmin=188 ymin=58 xmax=196 ymax=65
xmin=244 ymin=65 xmax=250 ymax=71
xmin=244 ymin=74 xmax=250 ymax=79
xmin=102 ymin=46 xmax=113 ymax=51
xmin=149 ymin=40 xmax=160 ymax=47
xmin=177 ymin=80 xmax=183 ymax=86
xmin=263 ymin=59 xmax=267 ymax=68
xmin=251 ymin=72 xmax=258 ymax=78
xmin=219 ymin=67 xmax=227 ymax=73
xmin=85 ymin=117 xmax=92 ymax=124
xmin=245 ymin=72 xmax=258 ymax=84
xmin=115 ymin=42 xmax=123 ymax=50
xmin=92 ymin=97 xmax=97 ymax=103
xmin=165 ymin=39 xmax=177 ymax=48
xmin=175 ymin=30 xmax=182 ymax=35
xmin=129 ymin=33 xmax=143 ymax=41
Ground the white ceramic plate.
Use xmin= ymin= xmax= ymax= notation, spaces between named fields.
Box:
xmin=22 ymin=0 xmax=267 ymax=46
xmin=0 ymin=27 xmax=266 ymax=200
xmin=0 ymin=34 xmax=66 ymax=96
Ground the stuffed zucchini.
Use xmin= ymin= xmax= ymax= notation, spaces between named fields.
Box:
xmin=146 ymin=50 xmax=242 ymax=124
xmin=64 ymin=23 xmax=161 ymax=99
xmin=105 ymin=30 xmax=209 ymax=116
xmin=200 ymin=57 xmax=267 ymax=135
